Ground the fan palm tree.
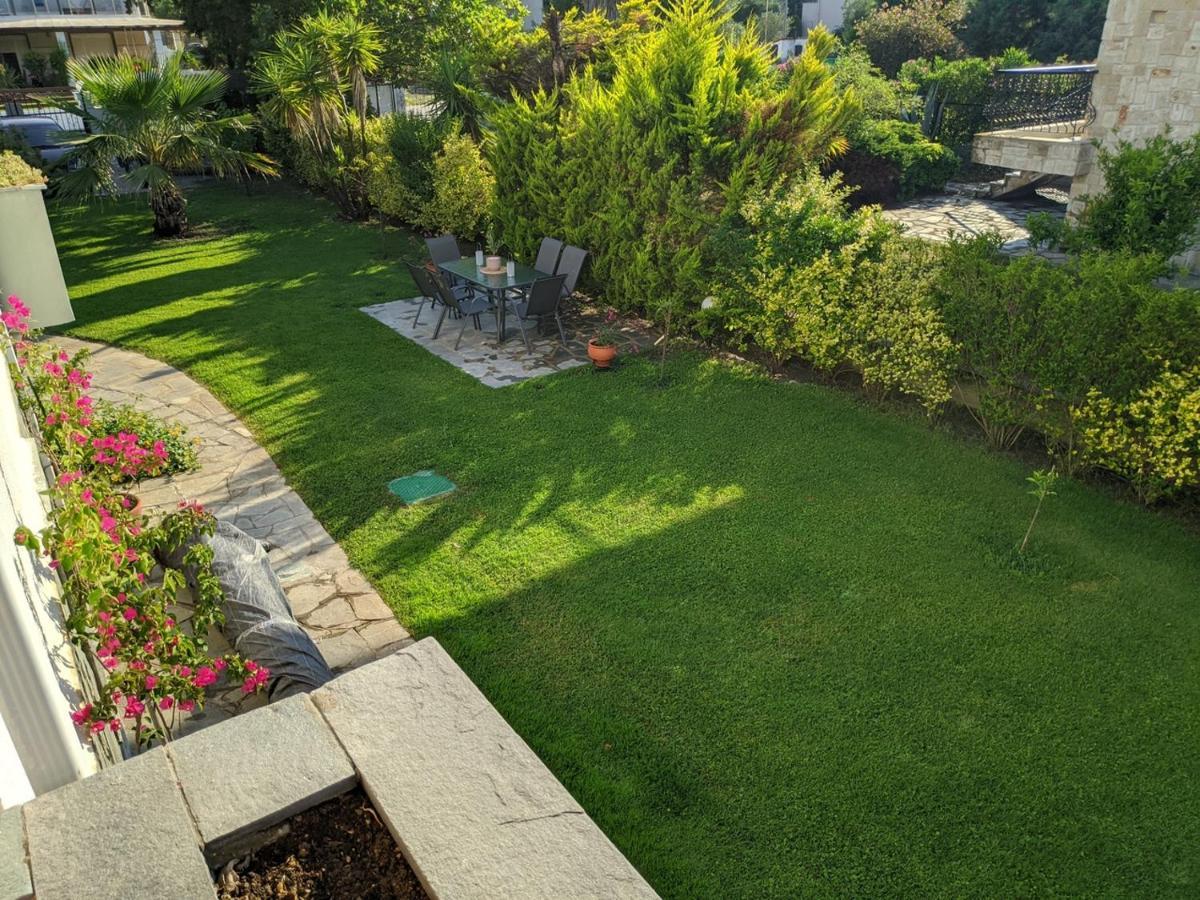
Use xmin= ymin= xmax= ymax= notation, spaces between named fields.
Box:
xmin=56 ymin=55 xmax=276 ymax=237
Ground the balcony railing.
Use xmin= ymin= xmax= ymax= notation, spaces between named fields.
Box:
xmin=981 ymin=65 xmax=1098 ymax=136
xmin=1 ymin=0 xmax=128 ymax=14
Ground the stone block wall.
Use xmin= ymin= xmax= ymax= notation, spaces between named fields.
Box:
xmin=1070 ymin=0 xmax=1200 ymax=267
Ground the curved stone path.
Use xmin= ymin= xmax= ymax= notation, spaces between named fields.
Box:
xmin=56 ymin=338 xmax=412 ymax=725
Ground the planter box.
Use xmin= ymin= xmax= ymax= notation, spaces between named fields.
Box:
xmin=0 ymin=185 xmax=74 ymax=329
xmin=3 ymin=639 xmax=660 ymax=900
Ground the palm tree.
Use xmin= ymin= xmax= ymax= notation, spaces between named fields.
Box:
xmin=56 ymin=55 xmax=276 ymax=237
xmin=252 ymin=12 xmax=382 ymax=153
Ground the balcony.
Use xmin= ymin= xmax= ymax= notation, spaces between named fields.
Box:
xmin=972 ymin=65 xmax=1099 ymax=180
xmin=1 ymin=0 xmax=129 ymax=15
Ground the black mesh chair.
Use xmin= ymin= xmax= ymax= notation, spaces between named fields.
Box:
xmin=534 ymin=237 xmax=564 ymax=275
xmin=510 ymin=274 xmax=568 ymax=352
xmin=425 ymin=233 xmax=464 ymax=287
xmin=430 ymin=269 xmax=494 ymax=349
xmin=555 ymin=245 xmax=588 ymax=299
xmin=425 ymin=234 xmax=460 ymax=266
xmin=407 ymin=261 xmax=473 ymax=329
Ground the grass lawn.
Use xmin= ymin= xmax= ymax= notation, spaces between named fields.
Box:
xmin=52 ymin=182 xmax=1200 ymax=897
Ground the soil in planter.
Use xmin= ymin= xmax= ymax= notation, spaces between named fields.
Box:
xmin=217 ymin=789 xmax=426 ymax=900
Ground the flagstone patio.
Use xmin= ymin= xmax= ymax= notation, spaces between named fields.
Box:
xmin=55 ymin=337 xmax=413 ymax=730
xmin=881 ymin=194 xmax=1067 ymax=250
xmin=362 ymin=296 xmax=590 ymax=387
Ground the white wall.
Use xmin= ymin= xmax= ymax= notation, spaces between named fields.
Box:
xmin=801 ymin=0 xmax=845 ymax=34
xmin=0 ymin=350 xmax=96 ymax=805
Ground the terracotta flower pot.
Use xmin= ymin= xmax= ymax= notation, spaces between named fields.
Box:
xmin=587 ymin=340 xmax=617 ymax=369
xmin=118 ymin=492 xmax=144 ymax=518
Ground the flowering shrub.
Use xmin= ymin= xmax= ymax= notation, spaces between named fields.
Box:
xmin=4 ymin=296 xmax=267 ymax=746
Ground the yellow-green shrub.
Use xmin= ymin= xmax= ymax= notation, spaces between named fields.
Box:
xmin=1076 ymin=365 xmax=1200 ymax=503
xmin=0 ymin=150 xmax=46 ymax=188
xmin=420 ymin=128 xmax=494 ymax=239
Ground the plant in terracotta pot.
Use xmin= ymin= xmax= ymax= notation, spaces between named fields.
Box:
xmin=588 ymin=308 xmax=621 ymax=369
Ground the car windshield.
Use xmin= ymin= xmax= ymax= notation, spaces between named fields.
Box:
xmin=5 ymin=121 xmax=64 ymax=148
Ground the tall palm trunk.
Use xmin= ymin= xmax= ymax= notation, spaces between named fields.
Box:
xmin=150 ymin=181 xmax=189 ymax=237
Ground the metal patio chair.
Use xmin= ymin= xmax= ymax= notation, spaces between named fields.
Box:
xmin=510 ymin=274 xmax=569 ymax=352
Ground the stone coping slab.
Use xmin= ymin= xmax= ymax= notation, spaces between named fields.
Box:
xmin=168 ymin=694 xmax=356 ymax=861
xmin=6 ymin=638 xmax=658 ymax=900
xmin=313 ymin=639 xmax=659 ymax=899
xmin=0 ymin=808 xmax=31 ymax=900
xmin=23 ymin=749 xmax=216 ymax=900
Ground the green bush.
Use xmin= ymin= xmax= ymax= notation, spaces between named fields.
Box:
xmin=713 ymin=175 xmax=954 ymax=413
xmin=900 ymin=49 xmax=1033 ymax=155
xmin=845 ymin=119 xmax=959 ymax=199
xmin=487 ymin=1 xmax=859 ymax=319
xmin=366 ymin=114 xmax=451 ymax=225
xmin=1077 ymin=364 xmax=1200 ymax=504
xmin=833 ymin=43 xmax=919 ymax=125
xmin=1041 ymin=133 xmax=1200 ymax=261
xmin=420 ymin=127 xmax=494 ymax=238
xmin=932 ymin=236 xmax=1200 ymax=497
xmin=854 ymin=0 xmax=964 ymax=77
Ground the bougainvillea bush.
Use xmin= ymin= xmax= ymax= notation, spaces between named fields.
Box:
xmin=4 ymin=297 xmax=266 ymax=747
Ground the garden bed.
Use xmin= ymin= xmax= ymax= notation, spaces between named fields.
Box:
xmin=216 ymin=789 xmax=426 ymax=900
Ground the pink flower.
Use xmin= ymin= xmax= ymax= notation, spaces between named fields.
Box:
xmin=159 ymin=696 xmax=174 ymax=710
xmin=123 ymin=697 xmax=145 ymax=718
xmin=70 ymin=703 xmax=93 ymax=726
xmin=193 ymin=666 xmax=218 ymax=688
xmin=213 ymin=658 xmax=227 ymax=671
xmin=178 ymin=699 xmax=195 ymax=713
xmin=89 ymin=721 xmax=107 ymax=735
xmin=122 ymin=607 xmax=137 ymax=621
xmin=80 ymin=488 xmax=94 ymax=504
xmin=144 ymin=675 xmax=157 ymax=690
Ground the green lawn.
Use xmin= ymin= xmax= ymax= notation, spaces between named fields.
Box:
xmin=52 ymin=183 xmax=1200 ymax=897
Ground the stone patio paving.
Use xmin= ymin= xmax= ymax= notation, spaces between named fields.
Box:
xmin=363 ymin=296 xmax=589 ymax=387
xmin=56 ymin=337 xmax=413 ymax=729
xmin=881 ymin=194 xmax=1067 ymax=250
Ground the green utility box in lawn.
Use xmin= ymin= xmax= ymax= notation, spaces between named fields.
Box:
xmin=0 ymin=184 xmax=74 ymax=328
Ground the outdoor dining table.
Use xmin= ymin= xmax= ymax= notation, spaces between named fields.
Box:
xmin=438 ymin=256 xmax=551 ymax=344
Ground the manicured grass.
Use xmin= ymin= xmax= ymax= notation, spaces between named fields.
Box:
xmin=53 ymin=183 xmax=1200 ymax=897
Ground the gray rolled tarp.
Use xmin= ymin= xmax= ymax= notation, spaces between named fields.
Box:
xmin=157 ymin=520 xmax=334 ymax=700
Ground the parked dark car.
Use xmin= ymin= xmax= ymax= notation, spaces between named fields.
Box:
xmin=0 ymin=116 xmax=73 ymax=169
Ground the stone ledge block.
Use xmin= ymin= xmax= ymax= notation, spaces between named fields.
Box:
xmin=169 ymin=694 xmax=356 ymax=861
xmin=24 ymin=749 xmax=215 ymax=900
xmin=312 ymin=638 xmax=659 ymax=900
xmin=0 ymin=807 xmax=32 ymax=900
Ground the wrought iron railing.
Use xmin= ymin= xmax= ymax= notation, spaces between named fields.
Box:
xmin=981 ymin=65 xmax=1098 ymax=135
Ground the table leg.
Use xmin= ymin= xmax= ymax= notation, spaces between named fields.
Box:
xmin=496 ymin=288 xmax=506 ymax=344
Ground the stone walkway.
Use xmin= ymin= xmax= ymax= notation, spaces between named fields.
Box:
xmin=56 ymin=338 xmax=412 ymax=728
xmin=881 ymin=194 xmax=1066 ymax=249
xmin=363 ymin=296 xmax=588 ymax=387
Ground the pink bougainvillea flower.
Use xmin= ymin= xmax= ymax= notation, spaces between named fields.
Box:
xmin=122 ymin=607 xmax=137 ymax=621
xmin=179 ymin=699 xmax=195 ymax=713
xmin=70 ymin=704 xmax=93 ymax=726
xmin=159 ymin=696 xmax=174 ymax=711
xmin=144 ymin=675 xmax=157 ymax=690
xmin=193 ymin=666 xmax=218 ymax=688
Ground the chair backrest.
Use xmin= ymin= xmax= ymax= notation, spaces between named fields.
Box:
xmin=555 ymin=245 xmax=587 ymax=296
xmin=524 ymin=275 xmax=567 ymax=318
xmin=533 ymin=237 xmax=564 ymax=275
xmin=427 ymin=268 xmax=465 ymax=312
xmin=406 ymin=261 xmax=435 ymax=299
xmin=425 ymin=234 xmax=460 ymax=266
